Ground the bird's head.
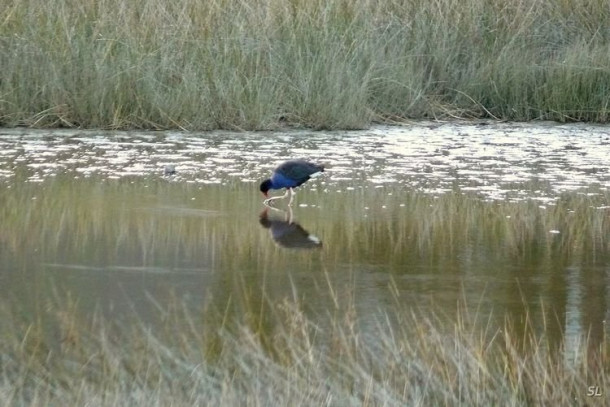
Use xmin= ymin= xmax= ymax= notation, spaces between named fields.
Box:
xmin=259 ymin=179 xmax=272 ymax=198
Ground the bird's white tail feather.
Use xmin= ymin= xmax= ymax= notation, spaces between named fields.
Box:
xmin=307 ymin=234 xmax=321 ymax=244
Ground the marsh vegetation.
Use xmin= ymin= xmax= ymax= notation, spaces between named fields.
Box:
xmin=2 ymin=0 xmax=610 ymax=130
xmin=1 ymin=281 xmax=608 ymax=406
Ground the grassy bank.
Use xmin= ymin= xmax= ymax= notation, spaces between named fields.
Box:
xmin=1 ymin=0 xmax=610 ymax=130
xmin=1 ymin=281 xmax=608 ymax=406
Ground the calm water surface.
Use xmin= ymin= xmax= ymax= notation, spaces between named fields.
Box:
xmin=0 ymin=121 xmax=609 ymax=355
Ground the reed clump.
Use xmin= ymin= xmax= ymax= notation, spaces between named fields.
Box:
xmin=2 ymin=0 xmax=610 ymax=130
xmin=0 ymin=282 xmax=607 ymax=406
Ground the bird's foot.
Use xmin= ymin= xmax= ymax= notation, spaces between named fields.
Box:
xmin=263 ymin=198 xmax=277 ymax=208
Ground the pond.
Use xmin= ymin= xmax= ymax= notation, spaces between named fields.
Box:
xmin=0 ymin=121 xmax=609 ymax=364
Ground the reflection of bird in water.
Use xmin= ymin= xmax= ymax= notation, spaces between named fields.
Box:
xmin=259 ymin=208 xmax=322 ymax=250
xmin=259 ymin=160 xmax=324 ymax=206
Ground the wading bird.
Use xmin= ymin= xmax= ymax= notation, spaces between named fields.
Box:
xmin=259 ymin=160 xmax=324 ymax=206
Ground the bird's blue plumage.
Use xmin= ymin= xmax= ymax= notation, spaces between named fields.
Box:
xmin=259 ymin=160 xmax=324 ymax=205
xmin=270 ymin=171 xmax=299 ymax=189
xmin=263 ymin=160 xmax=324 ymax=191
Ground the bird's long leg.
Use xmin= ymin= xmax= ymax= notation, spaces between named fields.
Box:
xmin=287 ymin=205 xmax=294 ymax=223
xmin=287 ymin=188 xmax=295 ymax=206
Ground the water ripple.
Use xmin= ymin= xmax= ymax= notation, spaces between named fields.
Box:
xmin=1 ymin=121 xmax=609 ymax=201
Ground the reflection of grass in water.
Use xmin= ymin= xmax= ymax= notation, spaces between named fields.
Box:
xmin=318 ymin=188 xmax=609 ymax=265
xmin=0 ymin=177 xmax=227 ymax=264
xmin=1 ymin=178 xmax=608 ymax=266
xmin=2 ymin=0 xmax=610 ymax=129
xmin=1 ymin=277 xmax=607 ymax=405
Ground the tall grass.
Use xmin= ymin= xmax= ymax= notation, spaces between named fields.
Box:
xmin=1 ymin=0 xmax=610 ymax=130
xmin=0 ymin=278 xmax=608 ymax=406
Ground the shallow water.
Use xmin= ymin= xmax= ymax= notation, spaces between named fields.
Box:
xmin=0 ymin=121 xmax=609 ymax=358
xmin=2 ymin=121 xmax=609 ymax=198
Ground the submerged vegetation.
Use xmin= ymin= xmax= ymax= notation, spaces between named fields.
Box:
xmin=2 ymin=0 xmax=610 ymax=130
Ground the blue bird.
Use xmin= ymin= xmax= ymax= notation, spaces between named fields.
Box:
xmin=259 ymin=160 xmax=324 ymax=206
